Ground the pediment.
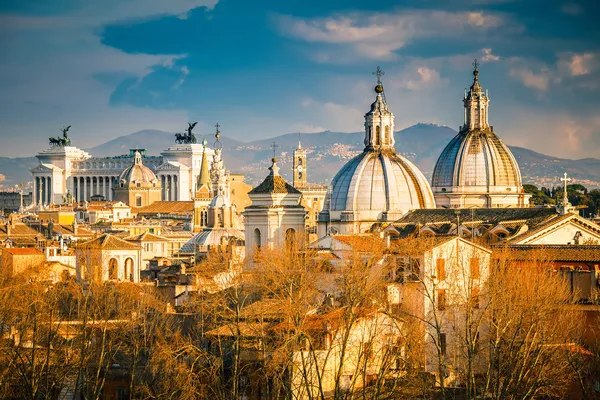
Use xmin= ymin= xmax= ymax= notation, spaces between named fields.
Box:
xmin=511 ymin=214 xmax=600 ymax=245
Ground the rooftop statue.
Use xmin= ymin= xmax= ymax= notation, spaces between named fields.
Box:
xmin=175 ymin=122 xmax=198 ymax=144
xmin=49 ymin=125 xmax=72 ymax=147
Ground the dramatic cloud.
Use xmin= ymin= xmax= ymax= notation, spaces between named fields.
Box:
xmin=558 ymin=52 xmax=597 ymax=76
xmin=272 ymin=10 xmax=513 ymax=61
xmin=509 ymin=67 xmax=552 ymax=91
xmin=0 ymin=0 xmax=218 ymax=154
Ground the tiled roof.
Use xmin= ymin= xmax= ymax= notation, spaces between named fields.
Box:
xmin=395 ymin=208 xmax=557 ymax=226
xmin=206 ymin=322 xmax=271 ymax=337
xmin=136 ymin=201 xmax=194 ymax=215
xmin=334 ymin=234 xmax=385 ymax=252
xmin=494 ymin=245 xmax=600 ymax=262
xmin=125 ymin=232 xmax=168 ymax=242
xmin=2 ymin=248 xmax=44 ymax=256
xmin=0 ymin=223 xmax=40 ymax=238
xmin=78 ymin=234 xmax=141 ymax=251
xmin=250 ymin=175 xmax=301 ymax=195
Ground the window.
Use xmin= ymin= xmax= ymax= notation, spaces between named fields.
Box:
xmin=285 ymin=228 xmax=296 ymax=250
xmin=136 ymin=196 xmax=142 ymax=207
xmin=470 ymin=257 xmax=480 ymax=280
xmin=253 ymin=229 xmax=261 ymax=249
xmin=437 ymin=289 xmax=446 ymax=311
xmin=439 ymin=333 xmax=447 ymax=356
xmin=471 ymin=288 xmax=480 ymax=309
xmin=384 ymin=125 xmax=390 ymax=144
xmin=109 ymin=258 xmax=118 ymax=280
xmin=436 ymin=258 xmax=445 ymax=280
xmin=375 ymin=126 xmax=381 ymax=145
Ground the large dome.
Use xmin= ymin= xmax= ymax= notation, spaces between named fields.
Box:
xmin=431 ymin=63 xmax=529 ymax=208
xmin=118 ymin=151 xmax=158 ymax=187
xmin=330 ymin=150 xmax=435 ymax=214
xmin=432 ymin=129 xmax=522 ymax=188
xmin=319 ymin=71 xmax=435 ymax=236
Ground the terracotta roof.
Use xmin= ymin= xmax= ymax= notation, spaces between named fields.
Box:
xmin=249 ymin=175 xmax=301 ymax=195
xmin=206 ymin=322 xmax=271 ymax=337
xmin=136 ymin=201 xmax=194 ymax=215
xmin=273 ymin=306 xmax=382 ymax=332
xmin=78 ymin=234 xmax=141 ymax=251
xmin=125 ymin=232 xmax=168 ymax=242
xmin=334 ymin=234 xmax=386 ymax=252
xmin=0 ymin=223 xmax=40 ymax=238
xmin=43 ymin=224 xmax=94 ymax=237
xmin=2 ymin=248 xmax=44 ymax=256
xmin=495 ymin=245 xmax=600 ymax=262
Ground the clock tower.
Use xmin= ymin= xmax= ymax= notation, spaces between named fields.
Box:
xmin=293 ymin=138 xmax=307 ymax=189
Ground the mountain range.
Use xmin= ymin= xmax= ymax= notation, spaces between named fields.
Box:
xmin=2 ymin=124 xmax=600 ymax=190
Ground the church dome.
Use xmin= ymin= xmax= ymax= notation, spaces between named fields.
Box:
xmin=432 ymin=129 xmax=522 ymax=188
xmin=329 ymin=150 xmax=435 ymax=213
xmin=324 ymin=67 xmax=435 ymax=223
xmin=431 ymin=61 xmax=529 ymax=209
xmin=118 ymin=151 xmax=158 ymax=186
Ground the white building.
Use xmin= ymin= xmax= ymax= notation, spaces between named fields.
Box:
xmin=75 ymin=234 xmax=142 ymax=283
xmin=31 ymin=138 xmax=215 ymax=206
xmin=243 ymin=157 xmax=306 ymax=257
xmin=431 ymin=63 xmax=531 ymax=208
xmin=318 ymin=69 xmax=435 ymax=237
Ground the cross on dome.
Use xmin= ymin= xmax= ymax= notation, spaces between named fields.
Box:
xmin=214 ymin=122 xmax=222 ymax=150
xmin=560 ymin=172 xmax=572 ymax=206
xmin=373 ymin=66 xmax=385 ymax=84
xmin=270 ymin=141 xmax=279 ymax=161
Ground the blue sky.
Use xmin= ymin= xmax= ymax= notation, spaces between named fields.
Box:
xmin=0 ymin=0 xmax=599 ymax=159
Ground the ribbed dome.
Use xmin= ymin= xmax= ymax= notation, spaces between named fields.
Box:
xmin=329 ymin=150 xmax=435 ymax=214
xmin=432 ymin=129 xmax=522 ymax=188
xmin=118 ymin=151 xmax=158 ymax=186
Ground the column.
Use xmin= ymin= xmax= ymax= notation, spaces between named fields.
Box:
xmin=170 ymin=176 xmax=174 ymax=201
xmin=48 ymin=176 xmax=53 ymax=204
xmin=40 ymin=177 xmax=45 ymax=205
xmin=83 ymin=177 xmax=87 ymax=201
xmin=174 ymin=176 xmax=178 ymax=201
xmin=161 ymin=176 xmax=166 ymax=200
xmin=33 ymin=177 xmax=38 ymax=206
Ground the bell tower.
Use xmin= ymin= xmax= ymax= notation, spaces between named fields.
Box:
xmin=293 ymin=135 xmax=307 ymax=188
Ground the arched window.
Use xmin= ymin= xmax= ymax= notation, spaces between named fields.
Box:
xmin=298 ymin=158 xmax=303 ymax=166
xmin=375 ymin=126 xmax=381 ymax=146
xmin=384 ymin=125 xmax=390 ymax=144
xmin=298 ymin=172 xmax=303 ymax=180
xmin=285 ymin=228 xmax=296 ymax=250
xmin=218 ymin=211 xmax=224 ymax=227
xmin=201 ymin=210 xmax=208 ymax=226
xmin=124 ymin=258 xmax=134 ymax=281
xmin=253 ymin=228 xmax=262 ymax=250
xmin=136 ymin=196 xmax=142 ymax=207
xmin=109 ymin=258 xmax=118 ymax=280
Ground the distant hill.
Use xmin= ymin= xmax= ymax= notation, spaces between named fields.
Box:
xmin=3 ymin=124 xmax=600 ymax=191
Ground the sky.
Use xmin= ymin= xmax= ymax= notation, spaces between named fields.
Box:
xmin=0 ymin=0 xmax=599 ymax=159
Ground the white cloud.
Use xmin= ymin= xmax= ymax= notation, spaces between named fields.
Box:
xmin=272 ymin=10 xmax=513 ymax=61
xmin=509 ymin=67 xmax=552 ymax=92
xmin=481 ymin=48 xmax=500 ymax=62
xmin=502 ymin=108 xmax=600 ymax=159
xmin=390 ymin=66 xmax=448 ymax=91
xmin=558 ymin=52 xmax=596 ymax=76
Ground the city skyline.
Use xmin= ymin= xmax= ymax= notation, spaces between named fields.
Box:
xmin=0 ymin=0 xmax=599 ymax=159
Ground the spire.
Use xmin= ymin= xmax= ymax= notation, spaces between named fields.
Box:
xmin=364 ymin=66 xmax=395 ymax=151
xmin=197 ymin=138 xmax=210 ymax=188
xmin=297 ymin=132 xmax=302 ymax=150
xmin=211 ymin=123 xmax=228 ymax=197
xmin=463 ymin=59 xmax=490 ymax=131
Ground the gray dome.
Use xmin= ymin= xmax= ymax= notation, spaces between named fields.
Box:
xmin=432 ymin=129 xmax=522 ymax=188
xmin=329 ymin=150 xmax=435 ymax=214
xmin=118 ymin=151 xmax=158 ymax=186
